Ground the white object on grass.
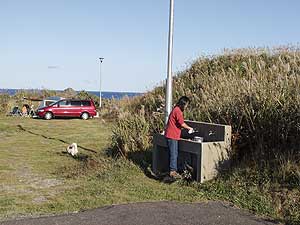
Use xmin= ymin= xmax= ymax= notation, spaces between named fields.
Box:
xmin=67 ymin=143 xmax=78 ymax=156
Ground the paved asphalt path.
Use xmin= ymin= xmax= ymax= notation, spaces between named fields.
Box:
xmin=1 ymin=201 xmax=280 ymax=225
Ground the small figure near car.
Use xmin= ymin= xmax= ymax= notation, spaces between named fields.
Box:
xmin=8 ymin=106 xmax=22 ymax=116
xmin=21 ymin=104 xmax=30 ymax=116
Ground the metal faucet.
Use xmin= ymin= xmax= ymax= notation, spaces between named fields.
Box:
xmin=208 ymin=130 xmax=215 ymax=136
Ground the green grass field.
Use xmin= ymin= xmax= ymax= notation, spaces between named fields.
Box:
xmin=0 ymin=116 xmax=204 ymax=221
xmin=1 ymin=116 xmax=299 ymax=224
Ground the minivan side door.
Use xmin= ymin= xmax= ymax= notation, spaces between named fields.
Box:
xmin=70 ymin=100 xmax=82 ymax=117
xmin=54 ymin=100 xmax=71 ymax=117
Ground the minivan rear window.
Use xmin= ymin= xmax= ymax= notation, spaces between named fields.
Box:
xmin=82 ymin=101 xmax=91 ymax=106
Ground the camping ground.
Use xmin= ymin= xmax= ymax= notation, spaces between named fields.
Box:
xmin=0 ymin=116 xmax=205 ymax=220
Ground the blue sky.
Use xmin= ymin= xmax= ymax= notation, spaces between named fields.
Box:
xmin=0 ymin=0 xmax=299 ymax=92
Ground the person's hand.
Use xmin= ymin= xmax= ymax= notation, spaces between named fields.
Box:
xmin=188 ymin=128 xmax=194 ymax=134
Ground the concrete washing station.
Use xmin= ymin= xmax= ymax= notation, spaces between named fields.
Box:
xmin=152 ymin=120 xmax=231 ymax=183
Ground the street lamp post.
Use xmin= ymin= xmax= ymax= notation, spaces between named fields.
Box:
xmin=99 ymin=57 xmax=104 ymax=108
xmin=165 ymin=0 xmax=175 ymax=125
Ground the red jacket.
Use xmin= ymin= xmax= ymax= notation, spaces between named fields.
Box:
xmin=165 ymin=106 xmax=184 ymax=140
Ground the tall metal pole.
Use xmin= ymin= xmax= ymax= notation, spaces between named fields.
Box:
xmin=165 ymin=0 xmax=175 ymax=125
xmin=99 ymin=57 xmax=104 ymax=108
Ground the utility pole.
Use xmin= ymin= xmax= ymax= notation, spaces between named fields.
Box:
xmin=165 ymin=0 xmax=175 ymax=125
xmin=99 ymin=57 xmax=104 ymax=108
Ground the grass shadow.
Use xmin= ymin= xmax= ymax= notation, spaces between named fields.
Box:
xmin=17 ymin=124 xmax=97 ymax=153
xmin=105 ymin=147 xmax=158 ymax=179
xmin=105 ymin=147 xmax=186 ymax=184
xmin=56 ymin=151 xmax=89 ymax=161
xmin=127 ymin=149 xmax=179 ymax=183
xmin=55 ymin=151 xmax=103 ymax=178
xmin=127 ymin=149 xmax=155 ymax=178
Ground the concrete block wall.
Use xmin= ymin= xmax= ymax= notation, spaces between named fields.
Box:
xmin=152 ymin=121 xmax=232 ymax=182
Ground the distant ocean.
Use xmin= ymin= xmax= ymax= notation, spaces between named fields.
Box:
xmin=0 ymin=89 xmax=142 ymax=100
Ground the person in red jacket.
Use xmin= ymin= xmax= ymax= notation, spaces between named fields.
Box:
xmin=164 ymin=96 xmax=194 ymax=179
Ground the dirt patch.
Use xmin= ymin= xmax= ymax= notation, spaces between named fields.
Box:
xmin=2 ymin=164 xmax=64 ymax=198
xmin=32 ymin=196 xmax=48 ymax=204
xmin=30 ymin=178 xmax=63 ymax=189
xmin=16 ymin=165 xmax=63 ymax=188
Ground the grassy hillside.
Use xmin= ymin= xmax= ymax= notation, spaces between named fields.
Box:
xmin=111 ymin=47 xmax=300 ymax=224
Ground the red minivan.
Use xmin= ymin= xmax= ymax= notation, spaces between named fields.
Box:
xmin=37 ymin=99 xmax=97 ymax=120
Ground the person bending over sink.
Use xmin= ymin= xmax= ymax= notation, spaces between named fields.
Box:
xmin=164 ymin=96 xmax=194 ymax=179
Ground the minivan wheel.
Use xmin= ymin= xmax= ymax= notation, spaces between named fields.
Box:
xmin=44 ymin=112 xmax=53 ymax=120
xmin=81 ymin=112 xmax=89 ymax=120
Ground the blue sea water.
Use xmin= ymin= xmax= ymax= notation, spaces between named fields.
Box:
xmin=89 ymin=91 xmax=141 ymax=99
xmin=0 ymin=89 xmax=142 ymax=100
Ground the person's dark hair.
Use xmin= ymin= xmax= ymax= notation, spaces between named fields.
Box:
xmin=176 ymin=96 xmax=190 ymax=111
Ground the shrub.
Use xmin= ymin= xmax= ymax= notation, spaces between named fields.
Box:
xmin=0 ymin=94 xmax=11 ymax=114
xmin=111 ymin=112 xmax=151 ymax=157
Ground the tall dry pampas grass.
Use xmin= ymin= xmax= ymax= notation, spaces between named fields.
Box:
xmin=112 ymin=47 xmax=300 ymax=185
